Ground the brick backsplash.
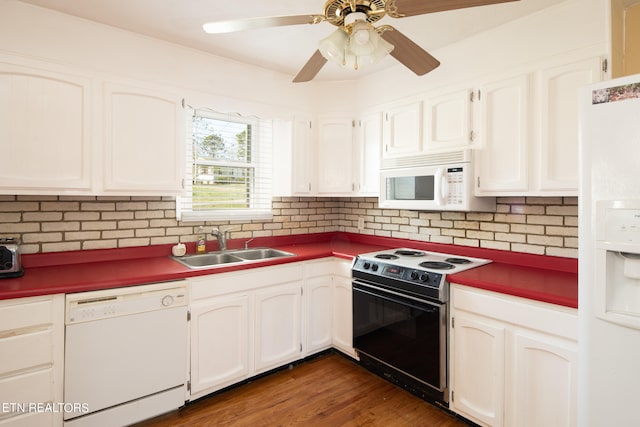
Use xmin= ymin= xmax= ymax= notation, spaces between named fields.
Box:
xmin=0 ymin=195 xmax=578 ymax=258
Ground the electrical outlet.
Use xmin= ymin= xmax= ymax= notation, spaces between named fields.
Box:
xmin=358 ymin=217 xmax=365 ymax=230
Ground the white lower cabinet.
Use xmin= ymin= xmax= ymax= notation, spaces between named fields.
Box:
xmin=189 ymin=293 xmax=251 ymax=397
xmin=332 ymin=259 xmax=355 ymax=357
xmin=452 ymin=313 xmax=506 ymax=427
xmin=188 ymin=263 xmax=304 ymax=400
xmin=187 ymin=258 xmax=355 ymax=400
xmin=450 ymin=285 xmax=577 ymax=427
xmin=254 ymin=282 xmax=302 ymax=374
xmin=0 ymin=294 xmax=64 ymax=427
xmin=303 ymin=258 xmax=355 ymax=358
xmin=304 ymin=275 xmax=333 ymax=356
xmin=506 ymin=329 xmax=577 ymax=427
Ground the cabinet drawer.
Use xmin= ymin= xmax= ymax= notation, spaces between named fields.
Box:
xmin=452 ymin=285 xmax=577 ymax=340
xmin=304 ymin=259 xmax=335 ymax=278
xmin=190 ymin=263 xmax=305 ymax=300
xmin=0 ymin=411 xmax=55 ymax=427
xmin=0 ymin=330 xmax=53 ymax=375
xmin=0 ymin=368 xmax=54 ymax=413
xmin=0 ymin=299 xmax=53 ymax=333
xmin=333 ymin=259 xmax=352 ymax=278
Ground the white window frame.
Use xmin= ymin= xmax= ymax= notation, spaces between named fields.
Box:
xmin=177 ymin=108 xmax=272 ymax=222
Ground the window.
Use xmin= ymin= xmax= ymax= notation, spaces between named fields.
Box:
xmin=177 ymin=108 xmax=272 ymax=221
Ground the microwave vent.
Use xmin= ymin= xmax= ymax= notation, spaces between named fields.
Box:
xmin=382 ymin=150 xmax=472 ymax=169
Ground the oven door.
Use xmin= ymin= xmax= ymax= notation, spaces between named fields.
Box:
xmin=352 ymin=280 xmax=447 ymax=395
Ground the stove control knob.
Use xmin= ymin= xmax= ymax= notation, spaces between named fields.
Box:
xmin=420 ymin=274 xmax=430 ymax=282
xmin=371 ymin=264 xmax=379 ymax=272
xmin=410 ymin=271 xmax=419 ymax=280
xmin=363 ymin=262 xmax=371 ymax=270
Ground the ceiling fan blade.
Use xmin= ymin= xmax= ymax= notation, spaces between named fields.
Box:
xmin=380 ymin=27 xmax=440 ymax=76
xmin=387 ymin=0 xmax=519 ymax=17
xmin=203 ymin=14 xmax=324 ymax=34
xmin=293 ymin=50 xmax=328 ymax=83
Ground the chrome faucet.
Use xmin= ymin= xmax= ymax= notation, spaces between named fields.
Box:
xmin=210 ymin=228 xmax=232 ymax=251
xmin=244 ymin=238 xmax=255 ymax=250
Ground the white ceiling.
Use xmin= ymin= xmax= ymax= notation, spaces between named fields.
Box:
xmin=17 ymin=0 xmax=567 ymax=82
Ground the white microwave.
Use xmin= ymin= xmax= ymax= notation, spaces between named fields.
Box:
xmin=379 ymin=151 xmax=495 ymax=212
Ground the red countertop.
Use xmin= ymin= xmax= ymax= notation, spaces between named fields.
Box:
xmin=0 ymin=232 xmax=578 ymax=308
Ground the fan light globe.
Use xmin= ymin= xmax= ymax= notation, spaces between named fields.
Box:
xmin=319 ymin=12 xmax=393 ymax=70
xmin=319 ymin=28 xmax=348 ymax=63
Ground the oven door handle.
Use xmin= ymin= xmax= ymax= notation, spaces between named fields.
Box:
xmin=353 ymin=280 xmax=442 ymax=310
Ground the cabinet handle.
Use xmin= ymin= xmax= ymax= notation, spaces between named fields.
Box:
xmin=477 ymin=176 xmax=480 ymax=188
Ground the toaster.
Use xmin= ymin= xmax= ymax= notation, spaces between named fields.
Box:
xmin=0 ymin=238 xmax=24 ymax=278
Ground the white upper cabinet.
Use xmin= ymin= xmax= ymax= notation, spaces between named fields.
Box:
xmin=382 ymin=99 xmax=423 ymax=159
xmin=316 ymin=115 xmax=354 ymax=195
xmin=272 ymin=114 xmax=315 ymax=196
xmin=354 ymin=112 xmax=382 ymax=196
xmin=0 ymin=60 xmax=92 ymax=194
xmin=538 ymin=56 xmax=603 ymax=193
xmin=0 ymin=56 xmax=186 ymax=196
xmin=475 ymin=53 xmax=604 ymax=196
xmin=424 ymin=88 xmax=474 ymax=153
xmin=475 ymin=73 xmax=531 ymax=195
xmin=292 ymin=114 xmax=315 ymax=195
xmin=103 ymin=81 xmax=184 ymax=195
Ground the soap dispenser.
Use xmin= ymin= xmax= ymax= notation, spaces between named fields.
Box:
xmin=196 ymin=226 xmax=206 ymax=254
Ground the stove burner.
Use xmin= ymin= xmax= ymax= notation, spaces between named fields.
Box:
xmin=419 ymin=261 xmax=455 ymax=270
xmin=394 ymin=250 xmax=425 ymax=257
xmin=375 ymin=254 xmax=399 ymax=260
xmin=445 ymin=257 xmax=472 ymax=264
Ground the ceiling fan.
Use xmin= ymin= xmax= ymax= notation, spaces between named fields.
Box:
xmin=203 ymin=0 xmax=519 ymax=83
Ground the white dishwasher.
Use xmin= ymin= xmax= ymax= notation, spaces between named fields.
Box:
xmin=64 ymin=281 xmax=188 ymax=427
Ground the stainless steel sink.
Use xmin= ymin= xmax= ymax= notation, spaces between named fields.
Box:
xmin=231 ymin=248 xmax=295 ymax=261
xmin=171 ymin=252 xmax=244 ymax=269
xmin=171 ymin=247 xmax=295 ymax=269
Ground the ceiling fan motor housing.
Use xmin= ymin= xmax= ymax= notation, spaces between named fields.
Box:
xmin=323 ymin=0 xmax=386 ymax=26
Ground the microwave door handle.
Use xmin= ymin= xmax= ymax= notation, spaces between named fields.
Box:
xmin=434 ymin=168 xmax=447 ymax=206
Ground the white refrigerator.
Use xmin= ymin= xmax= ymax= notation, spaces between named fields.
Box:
xmin=579 ymin=74 xmax=640 ymax=426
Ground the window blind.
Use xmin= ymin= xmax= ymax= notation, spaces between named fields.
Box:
xmin=177 ymin=107 xmax=273 ymax=221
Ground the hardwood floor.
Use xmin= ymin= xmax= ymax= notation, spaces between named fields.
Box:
xmin=136 ymin=353 xmax=471 ymax=427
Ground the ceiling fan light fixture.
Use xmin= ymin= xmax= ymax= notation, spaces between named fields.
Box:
xmin=319 ymin=28 xmax=349 ymax=63
xmin=319 ymin=11 xmax=393 ymax=71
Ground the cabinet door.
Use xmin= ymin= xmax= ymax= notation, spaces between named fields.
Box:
xmin=317 ymin=115 xmax=354 ymax=194
xmin=0 ymin=62 xmax=92 ymax=193
xmin=355 ymin=112 xmax=382 ymax=196
xmin=305 ymin=277 xmax=333 ymax=355
xmin=190 ymin=294 xmax=250 ymax=396
xmin=292 ymin=115 xmax=314 ymax=195
xmin=539 ymin=56 xmax=602 ymax=192
xmin=103 ymin=82 xmax=184 ymax=194
xmin=452 ymin=313 xmax=505 ymax=427
xmin=475 ymin=74 xmax=530 ymax=194
xmin=425 ymin=88 xmax=473 ymax=152
xmin=332 ymin=274 xmax=355 ymax=357
xmin=507 ymin=331 xmax=577 ymax=427
xmin=254 ymin=282 xmax=302 ymax=373
xmin=382 ymin=100 xmax=423 ymax=158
